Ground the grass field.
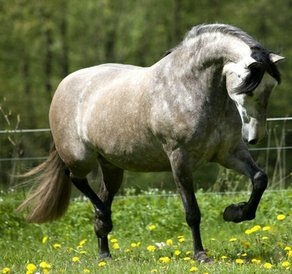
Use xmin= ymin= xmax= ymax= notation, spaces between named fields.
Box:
xmin=1 ymin=188 xmax=291 ymax=273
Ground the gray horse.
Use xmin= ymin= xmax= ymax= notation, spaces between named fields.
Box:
xmin=18 ymin=24 xmax=284 ymax=262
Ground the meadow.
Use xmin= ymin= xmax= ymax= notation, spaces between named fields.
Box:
xmin=1 ymin=188 xmax=291 ymax=274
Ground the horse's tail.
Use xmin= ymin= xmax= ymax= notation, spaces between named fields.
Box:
xmin=17 ymin=144 xmax=72 ymax=223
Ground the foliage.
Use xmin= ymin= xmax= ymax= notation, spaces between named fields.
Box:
xmin=1 ymin=189 xmax=291 ymax=273
xmin=0 ymin=0 xmax=291 ymax=188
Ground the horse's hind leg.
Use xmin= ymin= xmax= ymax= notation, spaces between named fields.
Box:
xmin=95 ymin=157 xmax=124 ymax=259
xmin=221 ymin=145 xmax=267 ymax=223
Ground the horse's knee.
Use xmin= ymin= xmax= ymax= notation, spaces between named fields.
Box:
xmin=253 ymin=171 xmax=268 ymax=192
xmin=94 ymin=213 xmax=113 ymax=237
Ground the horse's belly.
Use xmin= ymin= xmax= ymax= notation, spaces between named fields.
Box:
xmin=95 ymin=138 xmax=171 ymax=172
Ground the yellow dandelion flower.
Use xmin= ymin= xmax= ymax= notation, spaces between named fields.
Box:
xmin=148 ymin=224 xmax=157 ymax=231
xmin=245 ymin=229 xmax=252 ymax=235
xmin=1 ymin=268 xmax=11 ymax=274
xmin=80 ymin=250 xmax=87 ymax=255
xmin=131 ymin=242 xmax=140 ymax=248
xmin=72 ymin=256 xmax=80 ymax=263
xmin=151 ymin=269 xmax=158 ymax=273
xmin=110 ymin=238 xmax=118 ymax=243
xmin=39 ymin=262 xmax=51 ymax=269
xmin=42 ymin=236 xmax=48 ymax=244
xmin=26 ymin=263 xmax=37 ymax=272
xmin=262 ymin=226 xmax=271 ymax=231
xmin=159 ymin=256 xmax=171 ymax=263
xmin=282 ymin=261 xmax=290 ymax=268
xmin=83 ymin=269 xmax=90 ymax=273
xmin=178 ymin=236 xmax=185 ymax=243
xmin=147 ymin=245 xmax=156 ymax=252
xmin=263 ymin=262 xmax=273 ymax=269
xmin=190 ymin=266 xmax=198 ymax=272
xmin=241 ymin=253 xmax=248 ymax=257
xmin=186 ymin=251 xmax=192 ymax=255
xmin=262 ymin=236 xmax=269 ymax=240
xmin=183 ymin=257 xmax=191 ymax=261
xmin=166 ymin=239 xmax=173 ymax=246
xmin=221 ymin=255 xmax=228 ymax=260
xmin=79 ymin=239 xmax=87 ymax=246
xmin=251 ymin=258 xmax=261 ymax=264
xmin=235 ymin=258 xmax=244 ymax=264
xmin=53 ymin=243 xmax=61 ymax=249
xmin=229 ymin=238 xmax=237 ymax=242
xmin=43 ymin=269 xmax=50 ymax=274
xmin=112 ymin=243 xmax=120 ymax=249
xmin=98 ymin=261 xmax=107 ymax=267
xmin=284 ymin=246 xmax=292 ymax=251
xmin=288 ymin=250 xmax=292 ymax=257
xmin=174 ymin=250 xmax=181 ymax=256
xmin=277 ymin=214 xmax=286 ymax=221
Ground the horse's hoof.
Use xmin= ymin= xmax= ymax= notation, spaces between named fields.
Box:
xmin=223 ymin=202 xmax=255 ymax=223
xmin=194 ymin=251 xmax=213 ymax=263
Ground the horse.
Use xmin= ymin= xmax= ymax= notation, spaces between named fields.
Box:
xmin=18 ymin=23 xmax=284 ymax=262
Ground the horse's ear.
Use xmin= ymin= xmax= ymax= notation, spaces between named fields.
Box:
xmin=269 ymin=53 xmax=285 ymax=63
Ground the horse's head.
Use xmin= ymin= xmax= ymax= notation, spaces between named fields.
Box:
xmin=224 ymin=51 xmax=284 ymax=144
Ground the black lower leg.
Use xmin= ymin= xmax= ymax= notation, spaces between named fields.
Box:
xmin=71 ymin=176 xmax=111 ymax=223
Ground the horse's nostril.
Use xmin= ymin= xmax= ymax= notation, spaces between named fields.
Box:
xmin=248 ymin=139 xmax=258 ymax=145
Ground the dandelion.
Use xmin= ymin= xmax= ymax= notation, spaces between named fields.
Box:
xmin=83 ymin=269 xmax=90 ymax=273
xmin=80 ymin=250 xmax=87 ymax=255
xmin=178 ymin=236 xmax=185 ymax=242
xmin=241 ymin=253 xmax=248 ymax=257
xmin=110 ymin=238 xmax=118 ymax=243
xmin=277 ymin=214 xmax=286 ymax=221
xmin=288 ymin=250 xmax=292 ymax=257
xmin=245 ymin=225 xmax=261 ymax=234
xmin=229 ymin=237 xmax=237 ymax=242
xmin=159 ymin=256 xmax=171 ymax=263
xmin=72 ymin=256 xmax=80 ymax=263
xmin=263 ymin=262 xmax=273 ymax=269
xmin=235 ymin=258 xmax=244 ymax=264
xmin=174 ymin=250 xmax=182 ymax=256
xmin=53 ymin=243 xmax=61 ymax=249
xmin=131 ymin=242 xmax=140 ymax=248
xmin=183 ymin=257 xmax=191 ymax=261
xmin=26 ymin=263 xmax=37 ymax=272
xmin=147 ymin=245 xmax=156 ymax=252
xmin=186 ymin=251 xmax=192 ymax=255
xmin=261 ymin=236 xmax=269 ymax=240
xmin=221 ymin=255 xmax=228 ymax=260
xmin=282 ymin=261 xmax=290 ymax=269
xmin=190 ymin=266 xmax=198 ymax=272
xmin=151 ymin=269 xmax=158 ymax=273
xmin=39 ymin=262 xmax=51 ymax=269
xmin=251 ymin=258 xmax=261 ymax=264
xmin=112 ymin=243 xmax=120 ymax=249
xmin=42 ymin=236 xmax=48 ymax=244
xmin=148 ymin=224 xmax=157 ymax=231
xmin=166 ymin=239 xmax=173 ymax=246
xmin=284 ymin=246 xmax=291 ymax=251
xmin=79 ymin=239 xmax=87 ymax=246
xmin=98 ymin=261 xmax=107 ymax=267
xmin=262 ymin=226 xmax=271 ymax=231
xmin=1 ymin=268 xmax=11 ymax=274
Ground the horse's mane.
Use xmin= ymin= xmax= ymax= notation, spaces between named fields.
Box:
xmin=165 ymin=24 xmax=281 ymax=92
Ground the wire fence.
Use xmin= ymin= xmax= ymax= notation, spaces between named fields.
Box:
xmin=0 ymin=117 xmax=291 ymax=191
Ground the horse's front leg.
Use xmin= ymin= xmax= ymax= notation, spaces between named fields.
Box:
xmin=222 ymin=145 xmax=268 ymax=223
xmin=168 ymin=147 xmax=211 ymax=262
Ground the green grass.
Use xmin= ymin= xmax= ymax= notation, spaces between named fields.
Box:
xmin=1 ymin=189 xmax=291 ymax=273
